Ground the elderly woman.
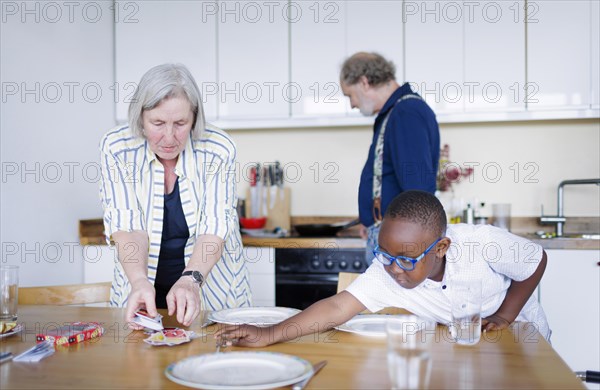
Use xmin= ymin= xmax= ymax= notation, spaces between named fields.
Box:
xmin=99 ymin=63 xmax=251 ymax=327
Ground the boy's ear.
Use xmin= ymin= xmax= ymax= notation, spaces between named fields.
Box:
xmin=435 ymin=237 xmax=452 ymax=258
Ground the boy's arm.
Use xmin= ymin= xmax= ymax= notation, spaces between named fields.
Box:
xmin=215 ymin=291 xmax=366 ymax=347
xmin=482 ymin=250 xmax=548 ymax=331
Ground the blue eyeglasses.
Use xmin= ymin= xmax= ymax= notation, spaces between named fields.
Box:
xmin=373 ymin=237 xmax=442 ymax=271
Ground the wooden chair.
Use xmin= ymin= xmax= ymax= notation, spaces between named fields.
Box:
xmin=18 ymin=282 xmax=111 ymax=306
xmin=337 ymin=272 xmax=412 ymax=315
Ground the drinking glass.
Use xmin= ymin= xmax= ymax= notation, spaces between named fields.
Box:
xmin=386 ymin=315 xmax=434 ymax=389
xmin=0 ymin=265 xmax=19 ymax=321
xmin=449 ymin=280 xmax=482 ymax=346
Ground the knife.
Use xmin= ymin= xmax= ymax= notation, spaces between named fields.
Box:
xmin=292 ymin=360 xmax=327 ymax=390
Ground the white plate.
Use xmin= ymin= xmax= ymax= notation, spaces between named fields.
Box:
xmin=208 ymin=307 xmax=300 ymax=326
xmin=335 ymin=315 xmax=436 ymax=337
xmin=335 ymin=315 xmax=390 ymax=337
xmin=165 ymin=351 xmax=313 ymax=390
xmin=0 ymin=323 xmax=22 ymax=339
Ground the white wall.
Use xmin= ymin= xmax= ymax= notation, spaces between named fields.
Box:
xmin=1 ymin=5 xmax=598 ymax=287
xmin=1 ymin=2 xmax=115 ymax=286
xmin=230 ymin=119 xmax=600 ymax=217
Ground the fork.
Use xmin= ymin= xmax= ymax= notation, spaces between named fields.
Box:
xmin=215 ymin=337 xmax=238 ymax=353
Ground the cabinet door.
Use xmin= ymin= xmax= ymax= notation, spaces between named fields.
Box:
xmin=82 ymin=246 xmax=116 ymax=284
xmin=404 ymin=1 xmax=464 ymax=114
xmin=217 ymin=1 xmax=288 ymax=119
xmin=592 ymin=0 xmax=600 ymax=109
xmin=115 ymin=1 xmax=218 ymax=122
xmin=527 ymin=0 xmax=592 ymax=110
xmin=541 ymin=250 xmax=600 ymax=378
xmin=243 ymin=246 xmax=275 ymax=306
xmin=464 ymin=1 xmax=525 ymax=113
xmin=345 ymin=0 xmax=404 ymax=109
xmin=290 ymin=1 xmax=347 ymax=117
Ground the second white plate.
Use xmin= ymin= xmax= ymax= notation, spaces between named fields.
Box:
xmin=335 ymin=315 xmax=390 ymax=337
xmin=208 ymin=306 xmax=300 ymax=326
xmin=165 ymin=351 xmax=313 ymax=390
xmin=335 ymin=314 xmax=436 ymax=337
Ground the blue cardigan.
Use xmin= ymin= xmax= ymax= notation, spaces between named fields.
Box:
xmin=358 ymin=83 xmax=440 ymax=227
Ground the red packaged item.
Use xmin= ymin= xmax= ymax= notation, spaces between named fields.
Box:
xmin=36 ymin=322 xmax=104 ymax=346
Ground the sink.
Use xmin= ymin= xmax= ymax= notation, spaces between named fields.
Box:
xmin=563 ymin=234 xmax=600 ymax=240
xmin=533 ymin=232 xmax=600 ymax=240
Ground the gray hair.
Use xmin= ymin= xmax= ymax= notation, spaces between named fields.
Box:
xmin=128 ymin=63 xmax=205 ymax=139
xmin=340 ymin=52 xmax=396 ymax=87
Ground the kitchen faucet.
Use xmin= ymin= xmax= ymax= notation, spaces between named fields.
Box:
xmin=540 ymin=178 xmax=600 ymax=237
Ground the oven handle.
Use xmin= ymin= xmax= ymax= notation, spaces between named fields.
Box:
xmin=276 ymin=274 xmax=339 ymax=285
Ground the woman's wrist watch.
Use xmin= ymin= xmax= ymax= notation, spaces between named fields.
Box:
xmin=181 ymin=270 xmax=204 ymax=286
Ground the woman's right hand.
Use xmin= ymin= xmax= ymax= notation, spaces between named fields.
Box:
xmin=125 ymin=278 xmax=158 ymax=330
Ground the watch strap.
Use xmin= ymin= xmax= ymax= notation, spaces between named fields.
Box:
xmin=182 ymin=270 xmax=204 ymax=285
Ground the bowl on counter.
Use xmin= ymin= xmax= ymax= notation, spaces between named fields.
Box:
xmin=240 ymin=217 xmax=267 ymax=230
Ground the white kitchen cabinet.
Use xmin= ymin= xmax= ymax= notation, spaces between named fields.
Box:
xmin=113 ymin=0 xmax=599 ymax=128
xmin=464 ymin=1 xmax=525 ymax=113
xmin=82 ymin=245 xmax=116 ymax=283
xmin=527 ymin=0 xmax=592 ymax=110
xmin=290 ymin=0 xmax=347 ymax=117
xmin=404 ymin=1 xmax=463 ymax=114
xmin=115 ymin=1 xmax=218 ymax=122
xmin=217 ymin=1 xmax=288 ymax=119
xmin=591 ymin=0 xmax=600 ymax=109
xmin=243 ymin=246 xmax=275 ymax=306
xmin=345 ymin=1 xmax=404 ymax=86
xmin=540 ymin=249 xmax=600 ymax=388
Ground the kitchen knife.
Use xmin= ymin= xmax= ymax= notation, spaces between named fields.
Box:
xmin=292 ymin=360 xmax=327 ymax=390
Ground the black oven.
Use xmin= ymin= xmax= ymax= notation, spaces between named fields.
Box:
xmin=275 ymin=247 xmax=368 ymax=310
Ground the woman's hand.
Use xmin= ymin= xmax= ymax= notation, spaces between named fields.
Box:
xmin=125 ymin=278 xmax=157 ymax=330
xmin=215 ymin=324 xmax=273 ymax=348
xmin=482 ymin=313 xmax=512 ymax=332
xmin=166 ymin=277 xmax=201 ymax=327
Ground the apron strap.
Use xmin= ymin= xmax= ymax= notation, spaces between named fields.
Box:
xmin=372 ymin=94 xmax=423 ymax=225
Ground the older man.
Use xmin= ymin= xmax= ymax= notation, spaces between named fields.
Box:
xmin=340 ymin=52 xmax=440 ymax=260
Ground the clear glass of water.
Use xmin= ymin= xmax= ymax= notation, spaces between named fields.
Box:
xmin=386 ymin=315 xmax=435 ymax=389
xmin=0 ymin=265 xmax=19 ymax=321
xmin=449 ymin=280 xmax=482 ymax=346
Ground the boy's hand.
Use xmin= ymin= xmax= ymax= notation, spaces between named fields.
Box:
xmin=481 ymin=314 xmax=511 ymax=332
xmin=215 ymin=324 xmax=273 ymax=348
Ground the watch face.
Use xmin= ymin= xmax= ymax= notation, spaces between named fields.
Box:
xmin=191 ymin=271 xmax=203 ymax=283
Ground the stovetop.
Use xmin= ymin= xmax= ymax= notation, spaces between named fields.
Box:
xmin=274 ymin=247 xmax=368 ymax=274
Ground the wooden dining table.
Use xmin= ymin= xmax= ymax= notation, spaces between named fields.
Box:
xmin=0 ymin=305 xmax=584 ymax=389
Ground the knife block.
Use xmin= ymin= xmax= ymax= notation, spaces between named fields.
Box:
xmin=245 ymin=187 xmax=291 ymax=231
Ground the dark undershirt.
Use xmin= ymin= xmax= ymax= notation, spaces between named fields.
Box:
xmin=154 ymin=179 xmax=189 ymax=309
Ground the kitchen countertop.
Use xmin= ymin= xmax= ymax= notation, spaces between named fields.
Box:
xmin=241 ymin=234 xmax=600 ymax=250
xmin=241 ymin=236 xmax=367 ymax=249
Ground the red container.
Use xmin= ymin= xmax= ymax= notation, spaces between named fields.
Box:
xmin=240 ymin=217 xmax=267 ymax=229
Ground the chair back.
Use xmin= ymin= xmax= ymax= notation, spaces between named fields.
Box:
xmin=19 ymin=282 xmax=111 ymax=305
xmin=337 ymin=272 xmax=413 ymax=315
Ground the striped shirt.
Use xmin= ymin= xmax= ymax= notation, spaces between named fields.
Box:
xmin=99 ymin=124 xmax=252 ymax=311
xmin=346 ymin=224 xmax=551 ymax=341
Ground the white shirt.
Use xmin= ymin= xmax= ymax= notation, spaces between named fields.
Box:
xmin=346 ymin=224 xmax=551 ymax=340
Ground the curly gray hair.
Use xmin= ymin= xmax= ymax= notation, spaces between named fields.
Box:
xmin=340 ymin=52 xmax=396 ymax=87
xmin=128 ymin=63 xmax=205 ymax=139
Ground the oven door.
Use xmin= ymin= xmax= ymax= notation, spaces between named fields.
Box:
xmin=275 ymin=274 xmax=338 ymax=310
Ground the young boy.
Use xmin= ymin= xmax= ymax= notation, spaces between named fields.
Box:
xmin=216 ymin=190 xmax=550 ymax=346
